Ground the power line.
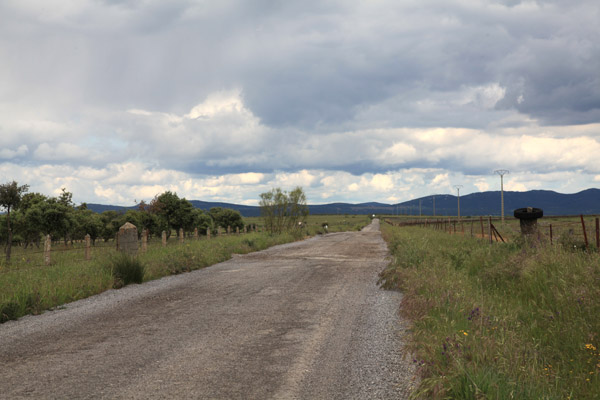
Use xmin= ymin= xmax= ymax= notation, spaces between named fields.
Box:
xmin=494 ymin=170 xmax=509 ymax=224
xmin=454 ymin=185 xmax=463 ymax=220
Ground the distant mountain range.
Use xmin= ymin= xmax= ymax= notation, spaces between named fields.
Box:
xmin=85 ymin=188 xmax=600 ymax=217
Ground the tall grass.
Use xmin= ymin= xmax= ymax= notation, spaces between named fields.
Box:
xmin=0 ymin=232 xmax=298 ymax=323
xmin=1 ymin=215 xmax=372 ymax=324
xmin=379 ymin=223 xmax=600 ymax=399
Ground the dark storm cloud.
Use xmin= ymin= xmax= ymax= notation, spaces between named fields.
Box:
xmin=1 ymin=0 xmax=600 ymax=205
xmin=2 ymin=0 xmax=597 ymax=129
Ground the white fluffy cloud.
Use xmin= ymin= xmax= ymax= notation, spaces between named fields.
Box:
xmin=0 ymin=0 xmax=599 ymax=205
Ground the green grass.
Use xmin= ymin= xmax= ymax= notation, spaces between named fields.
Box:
xmin=379 ymin=223 xmax=600 ymax=399
xmin=1 ymin=215 xmax=371 ymax=323
xmin=110 ymin=253 xmax=145 ymax=288
xmin=245 ymin=213 xmax=370 ymax=235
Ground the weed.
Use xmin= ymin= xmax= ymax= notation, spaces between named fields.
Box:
xmin=0 ymin=301 xmax=20 ymax=323
xmin=109 ymin=254 xmax=145 ymax=288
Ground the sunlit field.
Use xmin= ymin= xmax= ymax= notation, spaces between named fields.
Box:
xmin=379 ymin=222 xmax=600 ymax=399
xmin=1 ymin=214 xmax=371 ymax=323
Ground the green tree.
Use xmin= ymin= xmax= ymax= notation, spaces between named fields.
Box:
xmin=149 ymin=191 xmax=197 ymax=238
xmin=99 ymin=210 xmax=122 ymax=242
xmin=40 ymin=196 xmax=75 ymax=245
xmin=259 ymin=187 xmax=308 ymax=234
xmin=171 ymin=198 xmax=196 ymax=233
xmin=0 ymin=181 xmax=29 ymax=262
xmin=136 ymin=202 xmax=159 ymax=237
xmin=72 ymin=208 xmax=103 ymax=244
xmin=13 ymin=192 xmax=47 ymax=248
xmin=150 ymin=191 xmax=179 ymax=239
xmin=208 ymin=207 xmax=244 ymax=231
xmin=193 ymin=209 xmax=212 ymax=235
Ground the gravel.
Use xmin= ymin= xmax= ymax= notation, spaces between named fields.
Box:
xmin=0 ymin=219 xmax=417 ymax=399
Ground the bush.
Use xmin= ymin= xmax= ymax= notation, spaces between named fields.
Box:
xmin=0 ymin=301 xmax=20 ymax=323
xmin=110 ymin=254 xmax=145 ymax=288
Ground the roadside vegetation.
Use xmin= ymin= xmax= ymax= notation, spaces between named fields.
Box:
xmin=1 ymin=181 xmax=370 ymax=323
xmin=379 ymin=223 xmax=600 ymax=399
xmin=0 ymin=231 xmax=306 ymax=323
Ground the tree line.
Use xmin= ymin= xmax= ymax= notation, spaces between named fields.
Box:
xmin=0 ymin=181 xmax=244 ymax=262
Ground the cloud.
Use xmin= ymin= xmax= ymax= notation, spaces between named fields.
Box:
xmin=0 ymin=145 xmax=28 ymax=160
xmin=0 ymin=0 xmax=599 ymax=205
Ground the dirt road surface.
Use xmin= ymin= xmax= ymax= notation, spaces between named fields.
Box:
xmin=0 ymin=219 xmax=416 ymax=399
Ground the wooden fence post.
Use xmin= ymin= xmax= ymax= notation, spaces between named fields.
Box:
xmin=207 ymin=228 xmax=211 ymax=239
xmin=194 ymin=227 xmax=199 ymax=240
xmin=44 ymin=234 xmax=52 ymax=266
xmin=596 ymin=217 xmax=600 ymax=249
xmin=179 ymin=228 xmax=184 ymax=244
xmin=488 ymin=216 xmax=493 ymax=244
xmin=480 ymin=216 xmax=484 ymax=239
xmin=580 ymin=215 xmax=589 ymax=248
xmin=549 ymin=224 xmax=553 ymax=245
xmin=85 ymin=234 xmax=91 ymax=261
xmin=162 ymin=231 xmax=167 ymax=247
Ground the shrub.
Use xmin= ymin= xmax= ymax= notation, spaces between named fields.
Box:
xmin=109 ymin=254 xmax=145 ymax=288
xmin=0 ymin=301 xmax=20 ymax=323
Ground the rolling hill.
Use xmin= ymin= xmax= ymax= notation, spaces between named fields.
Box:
xmin=85 ymin=188 xmax=600 ymax=217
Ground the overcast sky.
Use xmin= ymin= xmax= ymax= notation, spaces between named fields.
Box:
xmin=1 ymin=0 xmax=599 ymax=206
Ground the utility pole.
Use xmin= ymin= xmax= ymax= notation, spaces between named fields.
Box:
xmin=454 ymin=185 xmax=463 ymax=220
xmin=494 ymin=170 xmax=509 ymax=224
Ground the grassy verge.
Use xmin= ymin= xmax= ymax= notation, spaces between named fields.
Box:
xmin=1 ymin=215 xmax=372 ymax=324
xmin=0 ymin=232 xmax=299 ymax=323
xmin=244 ymin=214 xmax=371 ymax=235
xmin=379 ymin=223 xmax=600 ymax=399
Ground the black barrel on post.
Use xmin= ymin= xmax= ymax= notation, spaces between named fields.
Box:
xmin=514 ymin=207 xmax=543 ymax=236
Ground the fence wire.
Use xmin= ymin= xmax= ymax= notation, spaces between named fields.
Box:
xmin=384 ymin=215 xmax=600 ymax=249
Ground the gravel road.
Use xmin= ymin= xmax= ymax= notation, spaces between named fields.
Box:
xmin=0 ymin=219 xmax=417 ymax=399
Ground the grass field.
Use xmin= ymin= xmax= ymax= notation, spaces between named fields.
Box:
xmin=383 ymin=214 xmax=600 ymax=250
xmin=244 ymin=213 xmax=370 ymax=235
xmin=1 ymin=214 xmax=370 ymax=323
xmin=379 ymin=222 xmax=600 ymax=399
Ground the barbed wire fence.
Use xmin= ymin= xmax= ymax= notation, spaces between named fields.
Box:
xmin=383 ymin=214 xmax=600 ymax=250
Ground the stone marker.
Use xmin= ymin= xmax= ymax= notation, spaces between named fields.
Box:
xmin=44 ymin=234 xmax=51 ymax=266
xmin=118 ymin=222 xmax=138 ymax=256
xmin=227 ymin=226 xmax=231 ymax=235
xmin=236 ymin=227 xmax=239 ymax=235
xmin=142 ymin=229 xmax=148 ymax=253
xmin=85 ymin=234 xmax=91 ymax=261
